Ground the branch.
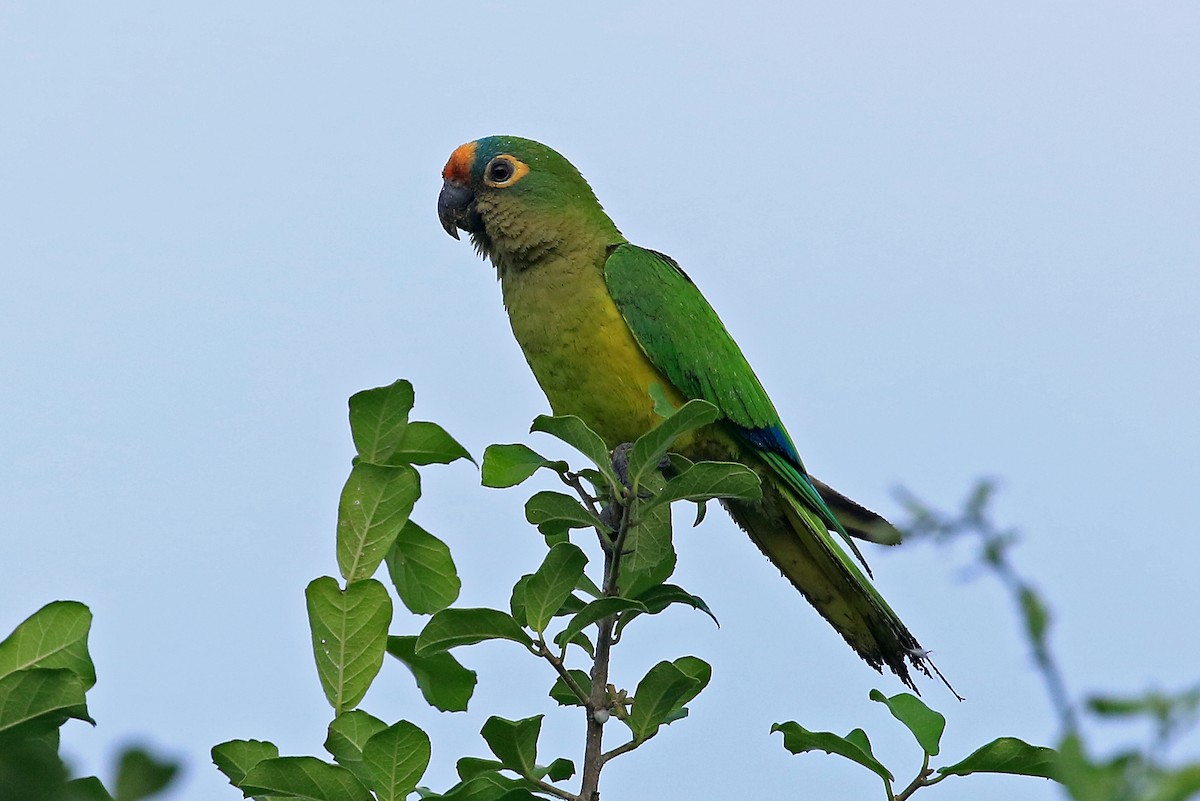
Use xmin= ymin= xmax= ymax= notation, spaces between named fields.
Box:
xmin=602 ymin=491 xmax=635 ymax=595
xmin=901 ymin=484 xmax=1079 ymax=735
xmin=578 ymin=463 xmax=640 ymax=801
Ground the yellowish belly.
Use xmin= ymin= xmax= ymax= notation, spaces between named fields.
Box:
xmin=501 ymin=258 xmax=685 ymax=448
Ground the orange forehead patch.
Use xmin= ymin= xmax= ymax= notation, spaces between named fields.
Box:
xmin=442 ymin=141 xmax=477 ymax=183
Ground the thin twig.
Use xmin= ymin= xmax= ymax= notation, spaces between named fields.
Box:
xmin=560 ymin=471 xmax=603 ymax=520
xmin=536 ymin=638 xmax=592 ymax=708
xmin=903 ymin=485 xmax=1079 ymax=735
xmin=528 ymin=775 xmax=579 ymax=801
xmin=604 ymin=491 xmax=636 ymax=594
xmin=599 ymin=737 xmax=642 ymax=765
xmin=893 ymin=753 xmax=932 ymax=801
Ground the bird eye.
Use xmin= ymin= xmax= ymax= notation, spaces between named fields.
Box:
xmin=486 ymin=158 xmax=515 ymax=184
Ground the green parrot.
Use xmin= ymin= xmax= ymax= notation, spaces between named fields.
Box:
xmin=438 ymin=135 xmax=934 ymax=689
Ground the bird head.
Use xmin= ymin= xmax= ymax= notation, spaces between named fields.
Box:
xmin=437 ymin=136 xmax=621 ymax=270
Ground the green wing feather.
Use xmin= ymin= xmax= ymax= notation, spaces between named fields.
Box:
xmin=603 ymin=245 xmax=783 ymax=433
xmin=602 ymin=244 xmax=860 ymax=550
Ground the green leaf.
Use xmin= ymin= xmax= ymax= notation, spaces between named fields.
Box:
xmin=618 ymin=473 xmax=676 ymax=598
xmin=626 ymin=661 xmax=700 ymax=743
xmin=385 ymin=520 xmax=461 ymax=615
xmin=556 ymin=598 xmax=647 ymax=653
xmin=1054 ymin=734 xmax=1122 ymax=800
xmin=0 ymin=730 xmax=68 ymax=800
xmin=869 ymin=689 xmax=946 ymax=757
xmin=1085 ymin=695 xmax=1160 ymax=718
xmin=337 ymin=463 xmax=420 ymax=582
xmin=438 ymin=774 xmax=533 ymax=801
xmin=659 ymin=708 xmax=689 ymax=726
xmin=1018 ymin=585 xmax=1051 ymax=646
xmin=306 ymin=577 xmax=393 ymax=714
xmin=384 ymin=420 xmax=473 ymax=466
xmin=964 ymin=479 xmax=996 ymax=522
xmin=615 ymin=584 xmax=717 ymax=637
xmin=843 ymin=728 xmax=879 ymax=762
xmin=672 ymin=656 xmax=712 ymax=702
xmin=648 ymin=656 xmax=710 ymax=728
xmin=538 ymin=758 xmax=575 ymax=782
xmin=0 ymin=668 xmax=92 ymax=737
xmin=523 ymin=544 xmax=588 ymax=633
xmin=648 ymin=382 xmax=678 ymax=418
xmin=363 ymin=721 xmax=431 ymax=801
xmin=65 ymin=777 xmax=115 ymax=801
xmin=386 ymin=636 xmax=478 ymax=712
xmin=481 ymin=444 xmax=566 ymax=488
xmin=937 ymin=736 xmax=1059 ymax=780
xmin=643 ymin=461 xmax=762 ymax=511
xmin=240 ymin=756 xmax=373 ymax=801
xmin=628 ymin=399 xmax=720 ymax=487
xmin=573 ymin=468 xmax=610 ymax=497
xmin=537 ymin=521 xmax=570 ymax=547
xmin=555 ymin=594 xmax=587 ymax=615
xmin=666 ymin=453 xmax=695 ymax=472
xmin=772 ymin=721 xmax=895 ymax=784
xmin=576 ymin=573 xmax=603 ymax=599
xmin=491 ymin=790 xmax=541 ymax=801
xmin=508 ymin=574 xmax=532 ymax=628
xmin=510 ymin=582 xmax=584 ymax=630
xmin=637 ymin=584 xmax=715 ymax=622
xmin=456 ymin=757 xmax=505 ymax=781
xmin=450 ymin=758 xmax=555 ymax=800
xmin=551 ymin=629 xmax=594 ymax=659
xmin=1148 ymin=764 xmax=1200 ymax=801
xmin=1085 ymin=685 xmax=1200 ymax=723
xmin=524 ymin=491 xmax=607 ymax=532
xmin=325 ymin=711 xmax=387 ymax=785
xmin=0 ymin=601 xmax=95 ymax=689
xmin=548 ymin=670 xmax=592 ymax=707
xmin=415 ymin=609 xmax=533 ymax=655
xmin=349 ymin=380 xmax=415 ymax=464
xmin=212 ymin=739 xmax=280 ymax=787
xmin=529 ymin=415 xmax=619 ymax=490
xmin=480 ymin=715 xmax=542 ymax=777
xmin=114 ymin=745 xmax=180 ymax=801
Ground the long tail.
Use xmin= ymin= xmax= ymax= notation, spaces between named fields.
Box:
xmin=811 ymin=477 xmax=904 ymax=546
xmin=723 ymin=470 xmax=933 ymax=691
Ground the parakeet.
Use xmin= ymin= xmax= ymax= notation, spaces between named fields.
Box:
xmin=438 ymin=135 xmax=934 ymax=689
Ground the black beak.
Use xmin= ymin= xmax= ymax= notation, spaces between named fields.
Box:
xmin=438 ymin=180 xmax=475 ymax=240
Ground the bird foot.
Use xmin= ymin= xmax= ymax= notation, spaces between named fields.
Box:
xmin=610 ymin=442 xmax=634 ymax=488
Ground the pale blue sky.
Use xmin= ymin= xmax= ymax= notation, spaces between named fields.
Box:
xmin=2 ymin=3 xmax=1198 ymax=799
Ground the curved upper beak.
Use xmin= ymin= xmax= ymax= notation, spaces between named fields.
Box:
xmin=437 ymin=180 xmax=475 ymax=240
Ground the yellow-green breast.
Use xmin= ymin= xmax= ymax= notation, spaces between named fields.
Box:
xmin=501 ymin=253 xmax=686 ymax=448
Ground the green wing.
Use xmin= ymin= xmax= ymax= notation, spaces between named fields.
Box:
xmin=604 ymin=245 xmax=785 ymax=435
xmin=603 ymin=243 xmax=854 ymax=544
